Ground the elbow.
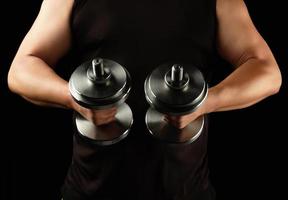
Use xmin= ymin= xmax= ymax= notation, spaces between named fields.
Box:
xmin=254 ymin=49 xmax=282 ymax=96
xmin=7 ymin=57 xmax=27 ymax=95
xmin=266 ymin=65 xmax=282 ymax=96
xmin=7 ymin=63 xmax=19 ymax=94
xmin=270 ymin=71 xmax=282 ymax=95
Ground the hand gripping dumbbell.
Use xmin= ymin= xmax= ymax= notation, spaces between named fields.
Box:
xmin=144 ymin=63 xmax=208 ymax=144
xmin=69 ymin=58 xmax=133 ymax=145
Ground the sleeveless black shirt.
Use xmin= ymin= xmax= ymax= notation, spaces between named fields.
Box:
xmin=62 ymin=0 xmax=216 ymax=199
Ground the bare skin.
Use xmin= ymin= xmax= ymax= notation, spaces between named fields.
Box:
xmin=7 ymin=0 xmax=115 ymax=126
xmin=166 ymin=0 xmax=282 ymax=128
xmin=8 ymin=0 xmax=281 ymax=128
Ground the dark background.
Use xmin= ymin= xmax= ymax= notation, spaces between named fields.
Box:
xmin=1 ymin=1 xmax=287 ymax=199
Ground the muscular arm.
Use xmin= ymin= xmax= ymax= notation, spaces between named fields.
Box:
xmin=206 ymin=0 xmax=282 ymax=112
xmin=7 ymin=0 xmax=116 ymax=125
xmin=8 ymin=0 xmax=74 ymax=108
xmin=167 ymin=0 xmax=282 ymax=128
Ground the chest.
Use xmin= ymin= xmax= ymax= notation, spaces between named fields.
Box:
xmin=72 ymin=0 xmax=215 ymax=46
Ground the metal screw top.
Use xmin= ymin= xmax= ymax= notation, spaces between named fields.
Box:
xmin=69 ymin=58 xmax=131 ymax=109
xmin=92 ymin=58 xmax=105 ymax=79
xmin=86 ymin=58 xmax=111 ymax=83
xmin=171 ymin=64 xmax=184 ymax=83
xmin=165 ymin=64 xmax=190 ymax=89
xmin=144 ymin=63 xmax=208 ymax=115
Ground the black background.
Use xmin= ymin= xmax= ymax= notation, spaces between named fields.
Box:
xmin=1 ymin=1 xmax=287 ymax=200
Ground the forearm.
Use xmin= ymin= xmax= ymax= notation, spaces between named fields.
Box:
xmin=204 ymin=58 xmax=281 ymax=114
xmin=8 ymin=55 xmax=73 ymax=109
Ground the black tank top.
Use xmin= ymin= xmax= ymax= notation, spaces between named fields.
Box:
xmin=62 ymin=0 xmax=216 ymax=199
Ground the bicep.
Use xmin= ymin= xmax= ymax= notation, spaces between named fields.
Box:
xmin=216 ymin=0 xmax=270 ymax=67
xmin=16 ymin=0 xmax=74 ymax=67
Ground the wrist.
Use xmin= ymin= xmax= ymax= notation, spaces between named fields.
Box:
xmin=63 ymin=83 xmax=75 ymax=110
xmin=200 ymin=86 xmax=221 ymax=115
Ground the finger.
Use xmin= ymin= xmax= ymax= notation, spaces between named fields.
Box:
xmin=103 ymin=114 xmax=116 ymax=121
xmin=104 ymin=112 xmax=117 ymax=118
xmin=91 ymin=111 xmax=116 ymax=119
xmin=94 ymin=114 xmax=115 ymax=122
xmin=101 ymin=116 xmax=116 ymax=124
xmin=164 ymin=117 xmax=189 ymax=129
xmin=106 ymin=107 xmax=117 ymax=112
xmin=92 ymin=116 xmax=115 ymax=125
xmin=164 ymin=115 xmax=183 ymax=121
xmin=104 ymin=109 xmax=117 ymax=115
